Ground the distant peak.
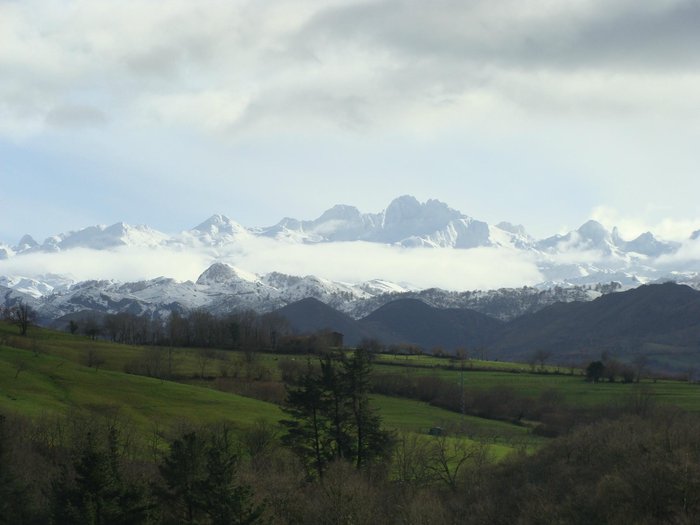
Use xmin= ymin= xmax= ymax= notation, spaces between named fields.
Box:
xmin=317 ymin=204 xmax=361 ymax=222
xmin=196 ymin=213 xmax=232 ymax=228
xmin=578 ymin=219 xmax=607 ymax=232
xmin=193 ymin=214 xmax=246 ymax=236
xmin=104 ymin=222 xmax=129 ymax=234
xmin=16 ymin=234 xmax=38 ymax=249
xmin=634 ymin=231 xmax=656 ymax=241
xmin=196 ymin=262 xmax=257 ymax=285
xmin=387 ymin=194 xmax=421 ymax=211
xmin=577 ymin=220 xmax=610 ymax=242
xmin=496 ymin=222 xmax=528 ymax=236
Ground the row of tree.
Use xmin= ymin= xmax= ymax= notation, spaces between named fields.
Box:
xmin=66 ymin=310 xmax=291 ymax=351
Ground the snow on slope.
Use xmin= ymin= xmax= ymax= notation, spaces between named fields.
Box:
xmin=0 ymin=262 xmax=409 ymax=321
xmin=27 ymin=223 xmax=169 ymax=253
xmin=0 ymin=196 xmax=698 ymax=297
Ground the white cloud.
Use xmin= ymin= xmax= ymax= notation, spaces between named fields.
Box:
xmin=0 ymin=240 xmax=543 ymax=291
xmin=0 ymin=247 xmax=210 ymax=283
xmin=230 ymin=238 xmax=543 ymax=290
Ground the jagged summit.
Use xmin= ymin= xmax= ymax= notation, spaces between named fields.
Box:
xmin=496 ymin=222 xmax=529 ymax=237
xmin=15 ymin=234 xmax=39 ymax=252
xmin=577 ymin=220 xmax=610 ymax=245
xmin=0 ymin=195 xmax=696 ymax=292
xmin=316 ymin=204 xmax=362 ymax=222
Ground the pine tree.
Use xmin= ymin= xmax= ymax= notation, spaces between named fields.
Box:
xmin=159 ymin=429 xmax=264 ymax=524
xmin=51 ymin=426 xmax=150 ymax=525
xmin=159 ymin=432 xmax=207 ymax=524
xmin=281 ymin=351 xmax=394 ymax=476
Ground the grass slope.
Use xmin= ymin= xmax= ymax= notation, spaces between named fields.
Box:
xmin=0 ymin=344 xmax=283 ymax=433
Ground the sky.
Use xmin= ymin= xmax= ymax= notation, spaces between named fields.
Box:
xmin=3 ymin=0 xmax=700 ymax=247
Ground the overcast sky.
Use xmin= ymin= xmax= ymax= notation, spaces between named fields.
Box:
xmin=3 ymin=0 xmax=700 ymax=245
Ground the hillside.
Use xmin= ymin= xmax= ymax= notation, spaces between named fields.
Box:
xmin=360 ymin=298 xmax=503 ymax=350
xmin=273 ymin=297 xmax=381 ymax=346
xmin=274 ymin=283 xmax=700 ymax=372
xmin=493 ymin=282 xmax=700 ymax=367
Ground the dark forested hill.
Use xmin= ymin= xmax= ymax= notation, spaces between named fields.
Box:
xmin=273 ymin=297 xmax=379 ymax=346
xmin=491 ymin=282 xmax=700 ymax=367
xmin=359 ymin=298 xmax=503 ymax=350
xmin=270 ymin=284 xmax=700 ymax=371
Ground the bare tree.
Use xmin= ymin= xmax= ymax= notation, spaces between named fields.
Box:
xmin=4 ymin=301 xmax=35 ymax=336
xmin=85 ymin=347 xmax=106 ymax=371
xmin=427 ymin=435 xmax=483 ymax=491
xmin=195 ymin=347 xmax=215 ymax=378
xmin=532 ymin=349 xmax=551 ymax=372
xmin=83 ymin=316 xmax=101 ymax=340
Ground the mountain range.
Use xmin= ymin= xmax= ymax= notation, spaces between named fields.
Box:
xmin=2 ymin=196 xmax=699 ymax=297
xmin=0 ymin=195 xmax=692 ymax=258
xmin=272 ymin=283 xmax=700 ymax=374
xmin=2 ymin=195 xmax=700 ymax=362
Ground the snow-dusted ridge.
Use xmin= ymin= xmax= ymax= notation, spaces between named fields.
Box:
xmin=2 ymin=195 xmax=687 ymax=257
xmin=1 ymin=195 xmax=700 ymax=306
xmin=0 ymin=262 xmax=641 ymax=325
xmin=0 ymin=262 xmax=411 ymax=323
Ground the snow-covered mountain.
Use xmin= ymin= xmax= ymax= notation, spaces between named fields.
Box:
xmin=1 ymin=195 xmax=688 ymax=259
xmin=259 ymin=196 xmax=499 ymax=248
xmin=0 ymin=262 xmax=406 ymax=323
xmin=0 ymin=262 xmax=625 ymax=325
xmin=2 ymin=195 xmax=700 ymax=308
xmin=183 ymin=215 xmax=250 ymax=247
xmin=536 ymin=220 xmax=678 ymax=260
xmin=12 ymin=223 xmax=168 ymax=254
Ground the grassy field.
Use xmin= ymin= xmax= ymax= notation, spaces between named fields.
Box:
xmin=373 ymin=352 xmax=563 ymax=373
xmin=0 ymin=345 xmax=537 ymax=457
xmin=0 ymin=344 xmax=284 ymax=431
xmin=384 ymin=366 xmax=700 ymax=411
xmin=4 ymin=320 xmax=700 ymax=457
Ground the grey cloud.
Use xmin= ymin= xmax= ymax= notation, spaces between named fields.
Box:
xmin=45 ymin=105 xmax=108 ymax=128
xmin=300 ymin=0 xmax=700 ymax=72
xmin=227 ymin=90 xmax=372 ymax=135
xmin=123 ymin=36 xmax=214 ymax=80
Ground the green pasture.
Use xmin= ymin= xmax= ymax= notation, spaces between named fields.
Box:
xmin=5 ymin=320 xmax=700 ymax=453
xmin=386 ymin=366 xmax=700 ymax=411
xmin=0 ymin=344 xmax=284 ymax=434
xmin=373 ymin=353 xmax=562 ymax=373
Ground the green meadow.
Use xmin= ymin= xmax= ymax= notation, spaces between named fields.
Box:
xmin=3 ymin=320 xmax=700 ymax=459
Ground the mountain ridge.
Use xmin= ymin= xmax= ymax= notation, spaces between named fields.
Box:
xmin=2 ymin=195 xmax=700 ymax=305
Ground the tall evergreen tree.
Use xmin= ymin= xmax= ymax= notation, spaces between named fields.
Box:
xmin=281 ymin=363 xmax=334 ymax=478
xmin=159 ymin=429 xmax=264 ymax=525
xmin=158 ymin=432 xmax=207 ymax=524
xmin=343 ymin=349 xmax=394 ymax=468
xmin=51 ymin=426 xmax=150 ymax=525
xmin=281 ymin=351 xmax=394 ymax=476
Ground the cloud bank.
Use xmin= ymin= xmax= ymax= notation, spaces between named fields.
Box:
xmin=0 ymin=240 xmax=543 ymax=291
xmin=3 ymin=0 xmax=700 ymax=138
